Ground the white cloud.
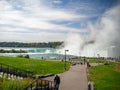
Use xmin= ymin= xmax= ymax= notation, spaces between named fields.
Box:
xmin=0 ymin=0 xmax=88 ymax=42
xmin=0 ymin=32 xmax=66 ymax=42
xmin=52 ymin=0 xmax=62 ymax=4
xmin=0 ymin=0 xmax=13 ymax=11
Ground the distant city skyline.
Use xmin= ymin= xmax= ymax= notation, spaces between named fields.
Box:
xmin=0 ymin=0 xmax=119 ymax=42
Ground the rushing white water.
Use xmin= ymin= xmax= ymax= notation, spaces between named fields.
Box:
xmin=0 ymin=47 xmax=76 ymax=59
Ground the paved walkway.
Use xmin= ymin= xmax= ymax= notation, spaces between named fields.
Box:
xmin=44 ymin=64 xmax=88 ymax=90
xmin=59 ymin=64 xmax=88 ymax=90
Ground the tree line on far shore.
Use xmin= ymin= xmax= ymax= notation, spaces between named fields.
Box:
xmin=0 ymin=42 xmax=63 ymax=48
xmin=0 ymin=49 xmax=26 ymax=53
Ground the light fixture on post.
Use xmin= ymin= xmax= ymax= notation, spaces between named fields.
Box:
xmin=65 ymin=49 xmax=69 ymax=71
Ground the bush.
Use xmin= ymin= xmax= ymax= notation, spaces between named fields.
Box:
xmin=104 ymin=62 xmax=109 ymax=65
xmin=16 ymin=54 xmax=29 ymax=59
xmin=24 ymin=55 xmax=29 ymax=59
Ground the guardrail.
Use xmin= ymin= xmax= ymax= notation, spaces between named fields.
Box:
xmin=24 ymin=79 xmax=54 ymax=90
xmin=0 ymin=63 xmax=34 ymax=78
xmin=0 ymin=63 xmax=56 ymax=90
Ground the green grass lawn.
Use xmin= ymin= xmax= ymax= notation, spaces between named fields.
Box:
xmin=88 ymin=62 xmax=120 ymax=90
xmin=0 ymin=56 xmax=71 ymax=75
xmin=0 ymin=56 xmax=71 ymax=90
xmin=0 ymin=78 xmax=32 ymax=90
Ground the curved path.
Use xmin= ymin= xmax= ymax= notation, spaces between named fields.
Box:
xmin=59 ymin=64 xmax=88 ymax=90
xmin=44 ymin=64 xmax=88 ymax=90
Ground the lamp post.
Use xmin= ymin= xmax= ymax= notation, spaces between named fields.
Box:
xmin=97 ymin=54 xmax=100 ymax=64
xmin=65 ymin=49 xmax=69 ymax=71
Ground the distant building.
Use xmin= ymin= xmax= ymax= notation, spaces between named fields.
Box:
xmin=81 ymin=46 xmax=120 ymax=58
xmin=107 ymin=46 xmax=120 ymax=58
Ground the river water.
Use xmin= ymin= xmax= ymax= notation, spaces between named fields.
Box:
xmin=0 ymin=47 xmax=76 ymax=60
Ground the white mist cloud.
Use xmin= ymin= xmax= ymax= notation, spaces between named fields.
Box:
xmin=94 ymin=4 xmax=120 ymax=49
xmin=61 ymin=33 xmax=84 ymax=56
xmin=62 ymin=4 xmax=120 ymax=57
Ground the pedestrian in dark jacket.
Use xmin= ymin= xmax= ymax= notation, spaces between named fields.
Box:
xmin=54 ymin=75 xmax=60 ymax=90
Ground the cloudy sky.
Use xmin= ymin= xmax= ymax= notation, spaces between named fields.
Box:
xmin=0 ymin=0 xmax=118 ymax=42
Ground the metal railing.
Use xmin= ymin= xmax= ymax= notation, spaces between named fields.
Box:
xmin=0 ymin=63 xmax=55 ymax=90
xmin=0 ymin=63 xmax=34 ymax=78
xmin=24 ymin=79 xmax=54 ymax=90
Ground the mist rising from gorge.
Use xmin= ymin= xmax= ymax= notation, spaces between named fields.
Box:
xmin=61 ymin=4 xmax=120 ymax=57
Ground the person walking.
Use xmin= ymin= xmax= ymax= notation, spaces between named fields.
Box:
xmin=54 ymin=75 xmax=60 ymax=90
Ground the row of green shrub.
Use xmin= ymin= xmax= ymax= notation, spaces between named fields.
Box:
xmin=16 ymin=54 xmax=30 ymax=58
xmin=0 ymin=49 xmax=26 ymax=53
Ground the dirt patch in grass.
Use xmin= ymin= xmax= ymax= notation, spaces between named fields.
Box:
xmin=115 ymin=64 xmax=120 ymax=72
